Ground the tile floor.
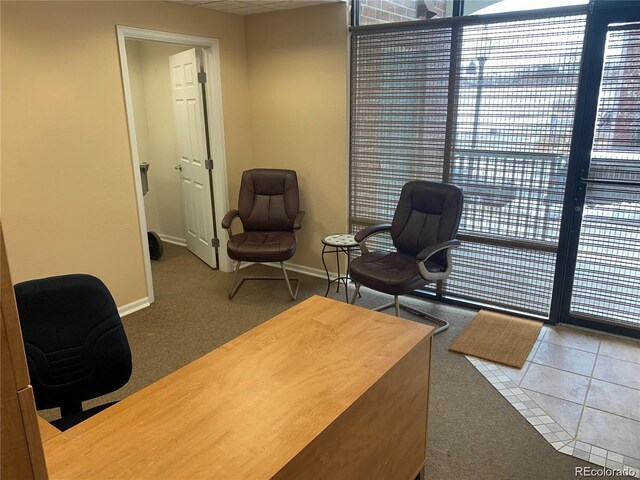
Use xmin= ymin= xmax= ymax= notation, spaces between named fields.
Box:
xmin=466 ymin=324 xmax=640 ymax=477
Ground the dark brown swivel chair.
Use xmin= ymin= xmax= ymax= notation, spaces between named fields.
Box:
xmin=350 ymin=181 xmax=463 ymax=333
xmin=222 ymin=169 xmax=305 ymax=300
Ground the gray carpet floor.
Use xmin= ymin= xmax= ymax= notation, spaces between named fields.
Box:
xmin=51 ymin=244 xmax=618 ymax=479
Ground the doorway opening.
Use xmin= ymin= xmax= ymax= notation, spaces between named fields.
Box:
xmin=117 ymin=27 xmax=233 ymax=304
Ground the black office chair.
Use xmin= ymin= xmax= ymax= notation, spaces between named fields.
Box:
xmin=350 ymin=181 xmax=464 ymax=334
xmin=14 ymin=274 xmax=132 ymax=431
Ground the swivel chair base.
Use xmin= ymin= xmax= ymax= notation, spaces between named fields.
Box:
xmin=351 ymin=284 xmax=449 ymax=334
xmin=229 ymin=261 xmax=300 ymax=300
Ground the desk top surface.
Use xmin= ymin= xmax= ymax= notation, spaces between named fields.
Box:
xmin=37 ymin=416 xmax=60 ymax=443
xmin=43 ymin=296 xmax=433 ymax=479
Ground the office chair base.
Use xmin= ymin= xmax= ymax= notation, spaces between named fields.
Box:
xmin=229 ymin=261 xmax=300 ymax=301
xmin=379 ymin=301 xmax=450 ymax=334
xmin=351 ymin=285 xmax=449 ymax=334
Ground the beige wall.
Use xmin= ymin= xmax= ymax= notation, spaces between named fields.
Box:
xmin=1 ymin=1 xmax=349 ymax=308
xmin=126 ymin=40 xmax=190 ymax=243
xmin=245 ymin=3 xmax=349 ymax=272
xmin=1 ymin=1 xmax=252 ymax=306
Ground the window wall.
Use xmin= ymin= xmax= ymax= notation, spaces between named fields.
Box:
xmin=349 ymin=1 xmax=640 ymax=337
xmin=351 ymin=8 xmax=586 ymax=317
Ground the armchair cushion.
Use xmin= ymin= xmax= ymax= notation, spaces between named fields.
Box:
xmin=350 ymin=252 xmax=445 ymax=296
xmin=391 ymin=181 xmax=463 ymax=256
xmin=238 ymin=169 xmax=299 ymax=231
xmin=227 ymin=231 xmax=296 ymax=263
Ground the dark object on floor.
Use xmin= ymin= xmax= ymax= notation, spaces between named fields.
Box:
xmin=350 ymin=180 xmax=463 ymax=333
xmin=148 ymin=231 xmax=164 ymax=260
xmin=14 ymin=274 xmax=132 ymax=431
xmin=139 ymin=162 xmax=163 ymax=261
xmin=222 ymin=168 xmax=305 ymax=300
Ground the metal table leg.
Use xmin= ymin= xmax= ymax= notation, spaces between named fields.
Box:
xmin=322 ymin=238 xmax=360 ymax=303
xmin=344 ymin=246 xmax=351 ymax=303
xmin=335 ymin=248 xmax=341 ymax=294
xmin=322 ymin=244 xmax=331 ymax=297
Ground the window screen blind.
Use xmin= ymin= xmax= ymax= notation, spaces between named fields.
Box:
xmin=351 ymin=27 xmax=452 ymax=225
xmin=350 ymin=11 xmax=587 ymax=316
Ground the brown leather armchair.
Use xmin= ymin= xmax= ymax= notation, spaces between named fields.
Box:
xmin=350 ymin=181 xmax=463 ymax=333
xmin=222 ymin=169 xmax=305 ymax=300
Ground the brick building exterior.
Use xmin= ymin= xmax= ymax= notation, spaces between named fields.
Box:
xmin=359 ymin=0 xmax=447 ymax=25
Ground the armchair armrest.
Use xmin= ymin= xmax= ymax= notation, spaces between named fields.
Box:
xmin=221 ymin=210 xmax=240 ymax=230
xmin=416 ymin=239 xmax=461 ymax=281
xmin=354 ymin=224 xmax=392 ymax=255
xmin=293 ymin=211 xmax=305 ymax=231
xmin=354 ymin=224 xmax=392 ymax=243
xmin=416 ymin=239 xmax=461 ymax=261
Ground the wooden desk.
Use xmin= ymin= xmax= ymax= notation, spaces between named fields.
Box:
xmin=37 ymin=417 xmax=60 ymax=443
xmin=1 ymin=225 xmax=48 ymax=479
xmin=43 ymin=296 xmax=434 ymax=480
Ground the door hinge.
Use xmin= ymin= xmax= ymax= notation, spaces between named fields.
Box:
xmin=205 ymin=159 xmax=214 ymax=170
xmin=198 ymin=71 xmax=207 ymax=84
xmin=211 ymin=238 xmax=220 ymax=248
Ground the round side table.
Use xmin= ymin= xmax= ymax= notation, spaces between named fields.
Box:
xmin=321 ymin=233 xmax=359 ymax=303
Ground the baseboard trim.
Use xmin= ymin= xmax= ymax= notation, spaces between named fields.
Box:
xmin=118 ymin=298 xmax=150 ymax=317
xmin=257 ymin=262 xmax=338 ymax=280
xmin=284 ymin=262 xmax=337 ymax=280
xmin=157 ymin=234 xmax=187 ymax=247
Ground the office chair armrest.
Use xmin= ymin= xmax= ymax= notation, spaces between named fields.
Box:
xmin=354 ymin=224 xmax=392 ymax=243
xmin=416 ymin=239 xmax=461 ymax=261
xmin=221 ymin=210 xmax=240 ymax=230
xmin=354 ymin=224 xmax=392 ymax=255
xmin=416 ymin=239 xmax=461 ymax=281
xmin=293 ymin=211 xmax=305 ymax=231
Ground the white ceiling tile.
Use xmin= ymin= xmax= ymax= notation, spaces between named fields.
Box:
xmin=169 ymin=0 xmax=343 ymax=15
xmin=244 ymin=0 xmax=286 ymax=4
xmin=197 ymin=0 xmax=240 ymax=7
xmin=192 ymin=0 xmax=229 ymax=5
xmin=268 ymin=2 xmax=298 ymax=10
xmin=202 ymin=2 xmax=242 ymax=10
xmin=227 ymin=5 xmax=270 ymax=13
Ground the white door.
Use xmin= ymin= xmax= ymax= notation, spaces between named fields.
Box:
xmin=169 ymin=49 xmax=216 ymax=268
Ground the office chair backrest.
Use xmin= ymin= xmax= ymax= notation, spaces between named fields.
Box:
xmin=238 ymin=169 xmax=299 ymax=231
xmin=14 ymin=274 xmax=132 ymax=412
xmin=391 ymin=181 xmax=464 ymax=258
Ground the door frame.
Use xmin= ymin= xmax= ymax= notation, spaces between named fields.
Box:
xmin=116 ymin=26 xmax=233 ymax=304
